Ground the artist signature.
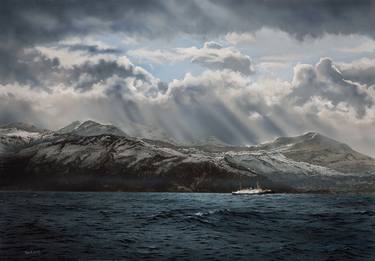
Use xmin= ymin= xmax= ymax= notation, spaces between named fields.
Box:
xmin=24 ymin=249 xmax=41 ymax=255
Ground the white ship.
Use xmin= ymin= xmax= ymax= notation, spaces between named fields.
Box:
xmin=232 ymin=182 xmax=272 ymax=195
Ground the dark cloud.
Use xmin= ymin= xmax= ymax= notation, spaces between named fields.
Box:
xmin=60 ymin=44 xmax=121 ymax=55
xmin=0 ymin=49 xmax=60 ymax=89
xmin=66 ymin=59 xmax=150 ymax=92
xmin=0 ymin=0 xmax=170 ymax=86
xmin=1 ymin=0 xmax=374 ymax=86
xmin=0 ymin=0 xmax=167 ymax=47
xmin=1 ymin=0 xmax=374 ymax=48
xmin=213 ymin=0 xmax=375 ymax=40
xmin=0 ymin=44 xmax=162 ymax=94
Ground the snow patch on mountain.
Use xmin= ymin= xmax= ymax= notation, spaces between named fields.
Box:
xmin=0 ymin=125 xmax=45 ymax=153
xmin=4 ymin=130 xmax=41 ymax=140
xmin=227 ymin=151 xmax=344 ymax=177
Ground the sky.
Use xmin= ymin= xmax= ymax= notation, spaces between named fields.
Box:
xmin=1 ymin=0 xmax=375 ymax=155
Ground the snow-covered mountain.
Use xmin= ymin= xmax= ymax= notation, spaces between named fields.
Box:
xmin=1 ymin=121 xmax=374 ymax=192
xmin=0 ymin=122 xmax=47 ymax=153
xmin=57 ymin=120 xmax=128 ymax=137
xmin=248 ymin=132 xmax=375 ymax=174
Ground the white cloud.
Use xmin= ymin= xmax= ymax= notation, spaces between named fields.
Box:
xmin=338 ymin=40 xmax=375 ymax=53
xmin=248 ymin=111 xmax=262 ymax=120
xmin=128 ymin=41 xmax=254 ymax=75
xmin=225 ymin=32 xmax=256 ymax=45
xmin=127 ymin=48 xmax=179 ymax=64
xmin=290 ymin=58 xmax=374 ymax=118
xmin=1 ymin=51 xmax=375 ymax=156
xmin=257 ymin=62 xmax=290 ymax=72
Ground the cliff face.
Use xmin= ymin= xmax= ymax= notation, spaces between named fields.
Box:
xmin=1 ymin=121 xmax=374 ymax=193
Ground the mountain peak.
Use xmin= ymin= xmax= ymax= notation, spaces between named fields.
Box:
xmin=80 ymin=120 xmax=98 ymax=126
xmin=296 ymin=132 xmax=352 ymax=150
xmin=273 ymin=132 xmax=342 ymax=147
xmin=261 ymin=131 xmax=374 ymax=173
xmin=255 ymin=131 xmax=361 ymax=158
xmin=57 ymin=120 xmax=127 ymax=137
xmin=302 ymin=131 xmax=320 ymax=138
xmin=301 ymin=131 xmax=332 ymax=141
xmin=56 ymin=121 xmax=82 ymax=134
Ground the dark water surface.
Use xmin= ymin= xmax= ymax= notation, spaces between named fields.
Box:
xmin=0 ymin=192 xmax=374 ymax=260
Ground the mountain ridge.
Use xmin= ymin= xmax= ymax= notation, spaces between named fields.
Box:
xmin=1 ymin=120 xmax=374 ymax=193
xmin=249 ymin=131 xmax=374 ymax=173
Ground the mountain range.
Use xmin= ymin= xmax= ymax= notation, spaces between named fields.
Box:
xmin=0 ymin=120 xmax=374 ymax=193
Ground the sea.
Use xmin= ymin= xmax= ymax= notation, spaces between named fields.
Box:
xmin=0 ymin=192 xmax=374 ymax=260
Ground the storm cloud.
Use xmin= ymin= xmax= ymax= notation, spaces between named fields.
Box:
xmin=1 ymin=0 xmax=375 ymax=156
xmin=2 ymin=0 xmax=375 ymax=46
xmin=1 ymin=0 xmax=374 ymax=85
